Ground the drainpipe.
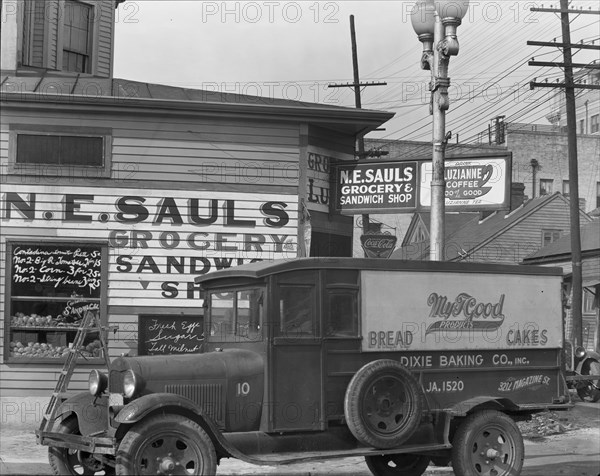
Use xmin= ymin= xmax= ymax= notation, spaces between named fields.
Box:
xmin=585 ymin=100 xmax=589 ymax=134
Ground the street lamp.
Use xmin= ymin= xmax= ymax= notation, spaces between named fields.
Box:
xmin=411 ymin=0 xmax=469 ymax=261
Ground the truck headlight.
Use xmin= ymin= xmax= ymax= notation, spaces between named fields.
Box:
xmin=575 ymin=346 xmax=587 ymax=359
xmin=123 ymin=369 xmax=144 ymax=398
xmin=88 ymin=370 xmax=108 ymax=396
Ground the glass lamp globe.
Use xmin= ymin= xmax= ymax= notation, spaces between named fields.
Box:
xmin=434 ymin=0 xmax=470 ymax=20
xmin=411 ymin=0 xmax=436 ymax=36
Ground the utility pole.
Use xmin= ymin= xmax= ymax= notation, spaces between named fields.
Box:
xmin=329 ymin=15 xmax=386 ymax=237
xmin=528 ymin=3 xmax=600 ymax=348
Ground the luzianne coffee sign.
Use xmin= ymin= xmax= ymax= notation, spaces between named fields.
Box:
xmin=419 ymin=155 xmax=510 ymax=211
xmin=333 ymin=161 xmax=417 ymax=214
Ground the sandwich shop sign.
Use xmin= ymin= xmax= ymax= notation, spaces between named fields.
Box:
xmin=333 ymin=154 xmax=510 ymax=214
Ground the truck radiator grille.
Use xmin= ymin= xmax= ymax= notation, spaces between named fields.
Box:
xmin=164 ymin=383 xmax=224 ymax=426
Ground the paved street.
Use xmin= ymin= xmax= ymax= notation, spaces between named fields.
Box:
xmin=1 ymin=402 xmax=598 ymax=476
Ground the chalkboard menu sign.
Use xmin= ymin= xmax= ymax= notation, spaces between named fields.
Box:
xmin=11 ymin=245 xmax=101 ymax=298
xmin=138 ymin=316 xmax=204 ymax=356
xmin=7 ymin=242 xmax=104 ymax=362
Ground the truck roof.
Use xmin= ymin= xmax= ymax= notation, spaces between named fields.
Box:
xmin=196 ymin=258 xmax=563 ymax=287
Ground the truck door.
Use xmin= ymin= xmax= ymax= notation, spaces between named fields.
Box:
xmin=270 ymin=271 xmax=323 ymax=431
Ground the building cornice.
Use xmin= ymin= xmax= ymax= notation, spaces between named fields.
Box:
xmin=0 ymin=90 xmax=394 ymax=135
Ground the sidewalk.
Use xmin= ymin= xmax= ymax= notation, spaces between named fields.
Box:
xmin=1 ymin=401 xmax=598 ymax=476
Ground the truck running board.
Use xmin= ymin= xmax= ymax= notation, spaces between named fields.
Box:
xmin=234 ymin=443 xmax=452 ymax=466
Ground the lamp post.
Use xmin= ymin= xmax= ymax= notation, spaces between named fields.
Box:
xmin=411 ymin=0 xmax=469 ymax=261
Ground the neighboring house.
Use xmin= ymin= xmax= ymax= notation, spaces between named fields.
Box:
xmin=523 ymin=219 xmax=600 ymax=352
xmin=393 ymin=191 xmax=592 ymax=264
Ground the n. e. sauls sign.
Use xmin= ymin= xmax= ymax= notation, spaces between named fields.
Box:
xmin=333 ymin=161 xmax=417 ymax=214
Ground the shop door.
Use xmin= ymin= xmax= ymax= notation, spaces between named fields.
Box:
xmin=270 ymin=280 xmax=324 ymax=431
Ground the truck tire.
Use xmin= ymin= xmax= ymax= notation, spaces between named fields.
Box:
xmin=115 ymin=414 xmax=216 ymax=476
xmin=451 ymin=410 xmax=524 ymax=476
xmin=576 ymin=359 xmax=600 ymax=403
xmin=48 ymin=415 xmax=114 ymax=475
xmin=344 ymin=359 xmax=422 ymax=449
xmin=365 ymin=453 xmax=430 ymax=476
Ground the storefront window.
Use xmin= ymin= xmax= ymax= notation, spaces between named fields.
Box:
xmin=6 ymin=243 xmax=105 ymax=361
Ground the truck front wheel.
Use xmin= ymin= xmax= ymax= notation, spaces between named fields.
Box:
xmin=451 ymin=410 xmax=524 ymax=476
xmin=365 ymin=453 xmax=430 ymax=476
xmin=115 ymin=414 xmax=216 ymax=475
xmin=48 ymin=415 xmax=114 ymax=475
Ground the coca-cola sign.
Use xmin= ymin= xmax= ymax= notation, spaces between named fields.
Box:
xmin=360 ymin=233 xmax=397 ymax=259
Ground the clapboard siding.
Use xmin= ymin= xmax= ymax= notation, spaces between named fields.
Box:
xmin=6 ymin=110 xmax=302 ymax=138
xmin=29 ymin=1 xmax=46 ymax=67
xmin=1 ymin=109 xmax=302 ymax=192
xmin=1 ymin=180 xmax=299 ymax=387
xmin=467 ymin=198 xmax=588 ymax=264
xmin=46 ymin=0 xmax=58 ymax=69
xmin=1 ymin=366 xmax=96 ymax=395
xmin=95 ymin=1 xmax=115 ymax=77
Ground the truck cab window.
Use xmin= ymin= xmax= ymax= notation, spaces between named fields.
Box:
xmin=279 ymin=286 xmax=316 ymax=337
xmin=326 ymin=291 xmax=358 ymax=337
xmin=237 ymin=289 xmax=262 ymax=339
xmin=208 ymin=289 xmax=263 ymax=342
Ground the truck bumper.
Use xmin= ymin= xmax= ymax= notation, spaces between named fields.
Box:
xmin=36 ymin=429 xmax=117 ymax=455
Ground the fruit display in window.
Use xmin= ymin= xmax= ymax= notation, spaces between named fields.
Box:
xmin=9 ymin=341 xmax=71 ymax=358
xmin=10 ymin=313 xmax=77 ymax=328
xmin=9 ymin=339 xmax=103 ymax=358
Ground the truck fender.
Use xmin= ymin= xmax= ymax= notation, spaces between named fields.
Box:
xmin=575 ymin=351 xmax=600 ymax=374
xmin=114 ymin=392 xmax=208 ymax=425
xmin=113 ymin=392 xmax=255 ymax=462
xmin=54 ymin=392 xmax=108 ymax=436
xmin=448 ymin=396 xmax=519 ymax=417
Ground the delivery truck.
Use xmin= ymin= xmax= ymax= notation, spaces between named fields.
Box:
xmin=37 ymin=258 xmax=572 ymax=476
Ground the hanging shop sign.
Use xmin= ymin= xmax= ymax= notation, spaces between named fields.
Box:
xmin=331 ymin=154 xmax=511 ymax=215
xmin=419 ymin=155 xmax=511 ymax=211
xmin=332 ymin=161 xmax=417 ymax=214
xmin=360 ymin=232 xmax=398 ymax=259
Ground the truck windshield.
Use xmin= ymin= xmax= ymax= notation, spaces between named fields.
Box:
xmin=208 ymin=288 xmax=263 ymax=342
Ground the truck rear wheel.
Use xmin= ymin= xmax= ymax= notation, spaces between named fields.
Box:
xmin=115 ymin=414 xmax=216 ymax=475
xmin=451 ymin=410 xmax=524 ymax=476
xmin=344 ymin=359 xmax=422 ymax=449
xmin=365 ymin=453 xmax=430 ymax=476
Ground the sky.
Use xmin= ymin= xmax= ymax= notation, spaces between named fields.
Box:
xmin=113 ymin=1 xmax=600 ymax=144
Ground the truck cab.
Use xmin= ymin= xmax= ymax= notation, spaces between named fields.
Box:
xmin=38 ymin=258 xmax=572 ymax=476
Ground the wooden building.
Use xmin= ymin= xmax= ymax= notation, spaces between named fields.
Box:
xmin=523 ymin=219 xmax=600 ymax=352
xmin=0 ymin=0 xmax=392 ymax=396
xmin=394 ymin=190 xmax=592 ymax=263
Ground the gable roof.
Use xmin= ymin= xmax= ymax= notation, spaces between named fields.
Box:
xmin=396 ymin=212 xmax=479 ymax=260
xmin=522 ymin=218 xmax=600 ymax=264
xmin=0 ymin=71 xmax=393 ymax=134
xmin=392 ymin=193 xmax=591 ymax=262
